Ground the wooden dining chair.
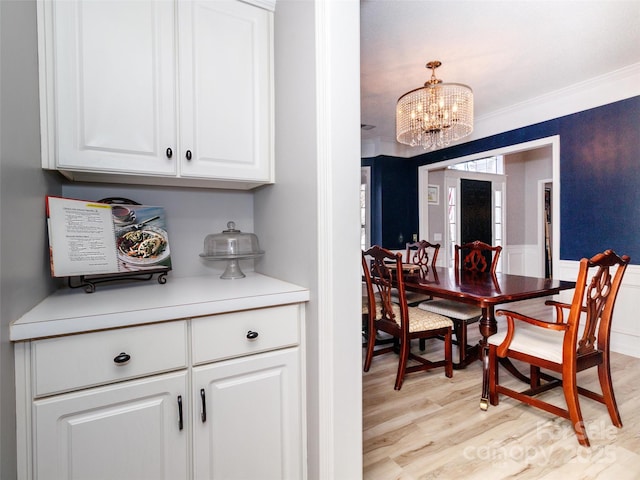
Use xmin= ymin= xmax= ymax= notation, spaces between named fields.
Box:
xmin=391 ymin=241 xmax=440 ymax=306
xmin=406 ymin=240 xmax=440 ymax=268
xmin=362 ymin=280 xmax=394 ymax=349
xmin=488 ymin=249 xmax=630 ymax=447
xmin=419 ymin=240 xmax=502 ymax=367
xmin=362 ymin=246 xmax=453 ymax=389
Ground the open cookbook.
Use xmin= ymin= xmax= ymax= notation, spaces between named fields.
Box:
xmin=46 ymin=196 xmax=172 ymax=278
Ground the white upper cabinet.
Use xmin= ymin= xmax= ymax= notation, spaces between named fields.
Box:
xmin=41 ymin=0 xmax=178 ymax=176
xmin=178 ymin=0 xmax=273 ymax=182
xmin=38 ymin=0 xmax=274 ymax=189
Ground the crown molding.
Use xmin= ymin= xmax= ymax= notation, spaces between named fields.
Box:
xmin=471 ymin=62 xmax=640 ymax=141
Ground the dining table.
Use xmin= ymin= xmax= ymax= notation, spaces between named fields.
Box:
xmin=402 ymin=266 xmax=576 ymax=409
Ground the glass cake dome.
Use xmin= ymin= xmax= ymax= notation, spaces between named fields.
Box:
xmin=200 ymin=221 xmax=264 ymax=279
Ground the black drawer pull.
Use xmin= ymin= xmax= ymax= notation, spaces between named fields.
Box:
xmin=246 ymin=330 xmax=259 ymax=340
xmin=166 ymin=147 xmax=173 ymax=158
xmin=113 ymin=352 xmax=131 ymax=364
xmin=200 ymin=388 xmax=207 ymax=423
xmin=186 ymin=149 xmax=192 ymax=160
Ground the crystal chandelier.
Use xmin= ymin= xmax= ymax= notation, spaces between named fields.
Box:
xmin=396 ymin=61 xmax=473 ymax=150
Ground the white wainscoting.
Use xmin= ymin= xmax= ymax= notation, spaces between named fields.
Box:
xmin=557 ymin=259 xmax=640 ymax=359
xmin=502 ymin=244 xmax=543 ymax=277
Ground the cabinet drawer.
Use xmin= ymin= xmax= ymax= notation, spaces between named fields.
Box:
xmin=192 ymin=304 xmax=300 ymax=365
xmin=32 ymin=321 xmax=187 ymax=397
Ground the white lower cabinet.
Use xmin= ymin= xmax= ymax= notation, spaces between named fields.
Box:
xmin=14 ymin=303 xmax=306 ymax=480
xmin=34 ymin=372 xmax=189 ymax=480
xmin=193 ymin=348 xmax=302 ymax=480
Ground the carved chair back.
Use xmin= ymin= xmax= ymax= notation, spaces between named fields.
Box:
xmin=455 ymin=240 xmax=502 ymax=274
xmin=363 ymin=245 xmax=408 ymax=330
xmin=565 ymin=250 xmax=630 ymax=357
xmin=405 ymin=240 xmax=440 ymax=269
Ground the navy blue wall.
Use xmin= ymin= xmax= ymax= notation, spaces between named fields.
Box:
xmin=363 ymin=96 xmax=640 ymax=262
xmin=362 ymin=156 xmax=418 ymax=249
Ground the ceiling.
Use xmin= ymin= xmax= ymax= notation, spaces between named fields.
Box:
xmin=360 ymin=0 xmax=640 ymax=157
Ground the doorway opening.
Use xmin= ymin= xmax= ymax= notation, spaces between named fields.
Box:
xmin=418 ymin=136 xmax=560 ymax=277
xmin=443 ymin=170 xmax=505 ymax=270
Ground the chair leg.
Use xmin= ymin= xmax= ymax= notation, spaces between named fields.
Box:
xmin=455 ymin=320 xmax=466 ymax=365
xmin=488 ymin=345 xmax=499 ymax=405
xmin=598 ymin=354 xmax=623 ymax=427
xmin=419 ymin=338 xmax=426 ymax=351
xmin=530 ymin=365 xmax=541 ymax=388
xmin=394 ymin=336 xmax=410 ymax=390
xmin=444 ymin=328 xmax=453 ymax=378
xmin=363 ymin=314 xmax=376 ymax=372
xmin=563 ymin=371 xmax=589 ymax=447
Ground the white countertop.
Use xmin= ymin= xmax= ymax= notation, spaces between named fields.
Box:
xmin=11 ymin=273 xmax=309 ymax=341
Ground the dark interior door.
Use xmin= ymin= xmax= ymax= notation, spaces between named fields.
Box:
xmin=460 ymin=179 xmax=492 ymax=265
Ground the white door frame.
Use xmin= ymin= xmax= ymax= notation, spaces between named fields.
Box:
xmin=361 ymin=166 xmax=372 ymax=249
xmin=538 ymin=178 xmax=553 ymax=277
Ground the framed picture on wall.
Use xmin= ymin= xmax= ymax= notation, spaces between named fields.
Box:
xmin=427 ymin=185 xmax=439 ymax=205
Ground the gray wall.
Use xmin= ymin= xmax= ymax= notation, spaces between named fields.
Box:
xmin=505 ymin=153 xmax=527 ymax=245
xmin=63 ymin=184 xmax=255 ymax=278
xmin=0 ymin=1 xmax=60 ymax=477
xmin=256 ymin=2 xmax=363 ymax=477
xmin=256 ymin=2 xmax=321 ymax=474
xmin=0 ymin=2 xmax=254 ymax=476
xmin=505 ymin=146 xmax=552 ymax=245
xmin=426 ymin=169 xmax=445 ymax=248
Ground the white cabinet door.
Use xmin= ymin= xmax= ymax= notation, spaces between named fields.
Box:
xmin=45 ymin=0 xmax=177 ymax=175
xmin=33 ymin=371 xmax=188 ymax=480
xmin=193 ymin=348 xmax=303 ymax=480
xmin=178 ymin=0 xmax=273 ymax=182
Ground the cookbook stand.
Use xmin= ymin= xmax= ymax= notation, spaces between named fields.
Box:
xmin=67 ymin=268 xmax=171 ymax=293
xmin=65 ymin=197 xmax=171 ymax=293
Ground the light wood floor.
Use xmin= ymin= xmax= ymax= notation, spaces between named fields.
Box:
xmin=362 ymin=299 xmax=640 ymax=479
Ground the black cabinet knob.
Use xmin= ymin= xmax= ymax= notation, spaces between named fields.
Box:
xmin=113 ymin=352 xmax=131 ymax=364
xmin=246 ymin=331 xmax=259 ymax=340
xmin=186 ymin=150 xmax=192 ymax=160
xmin=166 ymin=147 xmax=173 ymax=158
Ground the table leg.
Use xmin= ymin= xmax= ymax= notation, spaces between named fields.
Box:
xmin=478 ymin=305 xmax=497 ymax=410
